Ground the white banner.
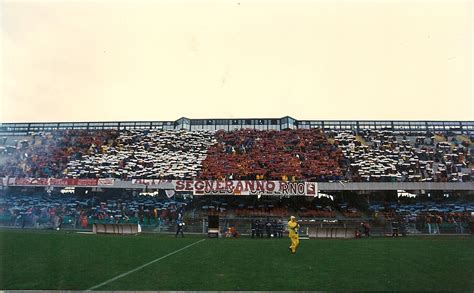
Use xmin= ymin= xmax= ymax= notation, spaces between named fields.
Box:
xmin=172 ymin=180 xmax=318 ymax=196
xmin=1 ymin=177 xmax=318 ymax=196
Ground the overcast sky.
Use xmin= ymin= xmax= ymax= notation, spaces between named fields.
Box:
xmin=1 ymin=0 xmax=473 ymax=122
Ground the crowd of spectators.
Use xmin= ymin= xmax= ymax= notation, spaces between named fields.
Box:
xmin=63 ymin=129 xmax=216 ymax=179
xmin=331 ymin=130 xmax=472 ymax=182
xmin=0 ymin=194 xmax=81 ymax=229
xmin=200 ymin=129 xmax=344 ymax=181
xmin=191 ymin=195 xmax=338 ymax=219
xmin=0 ymin=130 xmax=118 ymax=178
xmin=0 ymin=193 xmax=188 ymax=229
xmin=1 ymin=191 xmax=472 ymax=235
xmin=1 ymin=128 xmax=471 ymax=182
xmin=370 ymin=200 xmax=473 ymax=234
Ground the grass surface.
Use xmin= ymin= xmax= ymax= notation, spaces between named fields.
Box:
xmin=1 ymin=229 xmax=473 ymax=291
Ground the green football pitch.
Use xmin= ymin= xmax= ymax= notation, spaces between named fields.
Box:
xmin=0 ymin=229 xmax=473 ymax=291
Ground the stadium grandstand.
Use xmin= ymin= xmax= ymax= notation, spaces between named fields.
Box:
xmin=0 ymin=117 xmax=473 ymax=237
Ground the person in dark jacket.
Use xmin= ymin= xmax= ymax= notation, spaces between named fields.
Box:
xmin=256 ymin=219 xmax=264 ymax=238
xmin=251 ymin=219 xmax=256 ymax=238
xmin=175 ymin=220 xmax=185 ymax=238
xmin=277 ymin=220 xmax=284 ymax=238
xmin=265 ymin=218 xmax=272 ymax=238
xmin=362 ymin=222 xmax=370 ymax=237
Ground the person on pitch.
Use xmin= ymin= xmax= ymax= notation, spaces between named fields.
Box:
xmin=175 ymin=219 xmax=185 ymax=238
xmin=288 ymin=216 xmax=300 ymax=254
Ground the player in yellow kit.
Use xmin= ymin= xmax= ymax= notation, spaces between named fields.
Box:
xmin=288 ymin=216 xmax=299 ymax=254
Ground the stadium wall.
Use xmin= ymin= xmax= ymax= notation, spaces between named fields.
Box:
xmin=2 ymin=178 xmax=473 ymax=192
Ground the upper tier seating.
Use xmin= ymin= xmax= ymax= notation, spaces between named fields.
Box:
xmin=0 ymin=128 xmax=471 ymax=182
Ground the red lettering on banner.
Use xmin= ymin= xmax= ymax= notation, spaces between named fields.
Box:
xmin=266 ymin=181 xmax=275 ymax=192
xmin=214 ymin=181 xmax=222 ymax=190
xmin=256 ymin=181 xmax=265 ymax=191
xmin=298 ymin=183 xmax=305 ymax=194
xmin=244 ymin=181 xmax=254 ymax=191
xmin=194 ymin=180 xmax=205 ymax=190
xmin=226 ymin=181 xmax=233 ymax=191
xmin=205 ymin=181 xmax=213 ymax=192
xmin=50 ymin=179 xmax=70 ymax=186
xmin=76 ymin=179 xmax=98 ymax=186
xmin=306 ymin=182 xmax=316 ymax=195
xmin=288 ymin=183 xmax=297 ymax=194
xmin=280 ymin=182 xmax=288 ymax=193
xmin=185 ymin=180 xmax=193 ymax=191
xmin=175 ymin=180 xmax=185 ymax=191
xmin=235 ymin=181 xmax=243 ymax=192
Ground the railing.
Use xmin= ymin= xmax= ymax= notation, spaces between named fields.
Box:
xmin=2 ymin=215 xmax=473 ymax=236
xmin=1 ymin=117 xmax=473 ymax=135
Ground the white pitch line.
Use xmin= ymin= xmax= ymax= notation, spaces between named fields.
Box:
xmin=86 ymin=238 xmax=206 ymax=291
